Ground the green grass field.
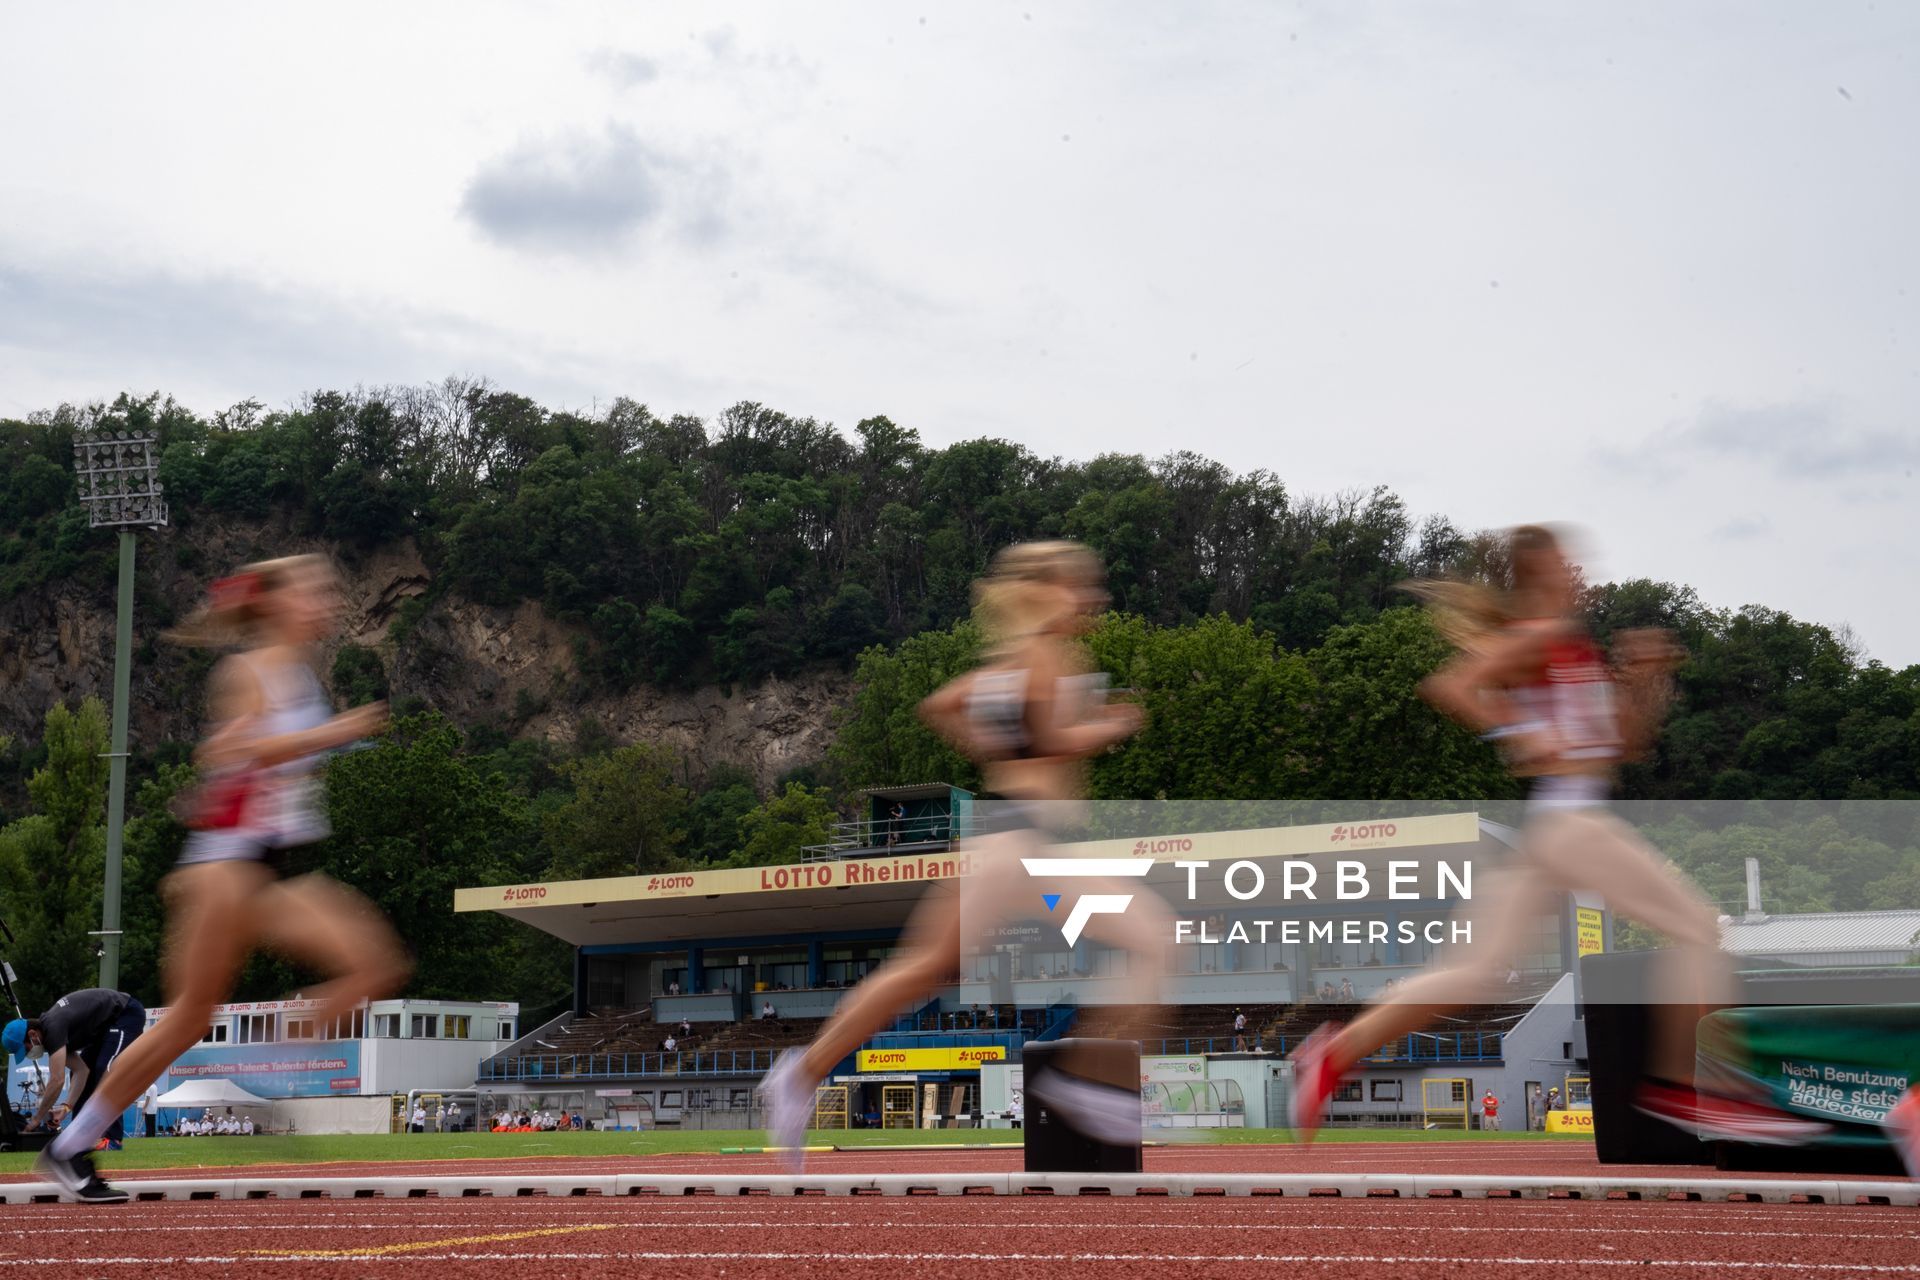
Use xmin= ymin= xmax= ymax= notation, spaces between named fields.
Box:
xmin=1 ymin=1125 xmax=1585 ymax=1175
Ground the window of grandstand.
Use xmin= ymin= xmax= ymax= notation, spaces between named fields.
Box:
xmin=1517 ymin=914 xmax=1561 ymax=973
xmin=444 ymin=1015 xmax=471 ymax=1039
xmin=373 ymin=1013 xmax=402 ymax=1038
xmin=237 ymin=1013 xmax=277 ymax=1044
xmin=286 ymin=1017 xmax=315 ymax=1039
xmin=586 ymin=956 xmax=627 ymax=1006
xmin=497 ymin=1019 xmax=515 ymax=1039
xmin=411 ymin=1013 xmax=439 ymax=1038
xmin=1371 ymin=1080 xmax=1403 ymax=1102
xmin=200 ymin=1023 xmax=229 ymax=1044
xmin=1333 ymin=1081 xmax=1364 ymax=1102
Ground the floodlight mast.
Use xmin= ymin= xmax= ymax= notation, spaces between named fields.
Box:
xmin=71 ymin=430 xmax=169 ymax=991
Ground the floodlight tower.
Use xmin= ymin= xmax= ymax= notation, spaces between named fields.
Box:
xmin=71 ymin=429 xmax=169 ymax=990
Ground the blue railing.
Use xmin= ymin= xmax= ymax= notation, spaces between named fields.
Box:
xmin=477 ymin=1049 xmax=778 ymax=1081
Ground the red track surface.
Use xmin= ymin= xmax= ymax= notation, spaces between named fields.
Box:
xmin=9 ymin=1148 xmax=1914 ymax=1277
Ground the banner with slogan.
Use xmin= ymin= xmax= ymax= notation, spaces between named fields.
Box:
xmin=1575 ymin=907 xmax=1605 ymax=957
xmin=1697 ymin=1005 xmax=1919 ymax=1145
xmin=856 ymin=1045 xmax=1008 ymax=1072
xmin=165 ymin=1040 xmax=364 ymax=1098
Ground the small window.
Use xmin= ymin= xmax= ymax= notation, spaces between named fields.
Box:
xmin=497 ymin=1020 xmax=515 ymax=1040
xmin=1370 ymin=1080 xmax=1403 ymax=1102
xmin=1332 ymin=1081 xmax=1363 ymax=1103
xmin=286 ymin=1018 xmax=315 ymax=1040
xmin=411 ymin=1014 xmax=438 ymax=1039
xmin=373 ymin=1013 xmax=401 ymax=1038
xmin=237 ymin=1014 xmax=277 ymax=1045
xmin=662 ymin=1091 xmax=683 ymax=1107
xmin=202 ymin=1023 xmax=229 ymax=1044
xmin=445 ymin=1015 xmax=471 ymax=1040
xmin=325 ymin=1009 xmax=367 ymax=1040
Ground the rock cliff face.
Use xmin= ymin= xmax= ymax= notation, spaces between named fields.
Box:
xmin=0 ymin=520 xmax=852 ymax=787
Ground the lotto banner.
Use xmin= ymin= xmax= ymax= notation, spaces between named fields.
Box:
xmin=1697 ymin=1005 xmax=1919 ymax=1143
xmin=1545 ymin=1110 xmax=1596 ymax=1135
xmin=855 ymin=1046 xmax=1008 ymax=1072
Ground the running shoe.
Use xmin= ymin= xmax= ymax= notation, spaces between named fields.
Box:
xmin=1634 ymin=1080 xmax=1831 ymax=1146
xmin=1286 ymin=1021 xmax=1346 ymax=1144
xmin=761 ymin=1049 xmax=814 ymax=1173
xmin=33 ymin=1150 xmax=129 ymax=1204
xmin=1025 ymin=1065 xmax=1142 ymax=1145
xmin=1886 ymin=1087 xmax=1920 ymax=1179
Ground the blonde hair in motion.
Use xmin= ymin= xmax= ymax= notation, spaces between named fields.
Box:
xmin=972 ymin=540 xmax=1103 ymax=653
xmin=1398 ymin=524 xmax=1566 ymax=654
xmin=164 ymin=553 xmax=335 ymax=648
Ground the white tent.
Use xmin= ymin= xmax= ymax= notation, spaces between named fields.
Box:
xmin=153 ymin=1078 xmax=272 ymax=1108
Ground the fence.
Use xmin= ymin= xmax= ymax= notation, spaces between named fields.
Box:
xmin=1145 ymin=1030 xmax=1504 ymax=1061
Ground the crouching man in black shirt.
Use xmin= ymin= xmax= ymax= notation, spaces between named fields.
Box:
xmin=5 ymin=988 xmax=146 ymax=1202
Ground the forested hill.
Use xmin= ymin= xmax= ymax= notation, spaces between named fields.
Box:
xmin=1 ymin=385 xmax=1915 ymax=1015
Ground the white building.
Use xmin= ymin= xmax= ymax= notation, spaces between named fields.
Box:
xmin=146 ymin=996 xmax=519 ymax=1134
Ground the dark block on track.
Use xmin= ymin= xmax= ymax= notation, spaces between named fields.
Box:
xmin=1583 ymin=952 xmax=1920 ymax=1172
xmin=1581 ymin=950 xmax=1716 ymax=1166
xmin=1023 ymin=1037 xmax=1143 ymax=1174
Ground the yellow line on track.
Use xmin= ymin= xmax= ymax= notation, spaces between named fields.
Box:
xmin=251 ymin=1223 xmax=617 ymax=1258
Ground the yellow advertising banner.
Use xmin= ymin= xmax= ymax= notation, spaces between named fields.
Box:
xmin=1576 ymin=907 xmax=1606 ymax=957
xmin=855 ymin=1046 xmax=1008 ymax=1072
xmin=457 ymin=811 xmax=1485 ymax=914
xmin=1545 ymin=1109 xmax=1596 ymax=1135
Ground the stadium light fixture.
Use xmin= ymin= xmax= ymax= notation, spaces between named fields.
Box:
xmin=71 ymin=428 xmax=169 ymax=991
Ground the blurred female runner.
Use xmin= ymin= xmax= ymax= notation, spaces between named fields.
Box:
xmin=762 ymin=541 xmax=1170 ymax=1166
xmin=1288 ymin=525 xmax=1824 ymax=1146
xmin=36 ymin=555 xmax=411 ymax=1202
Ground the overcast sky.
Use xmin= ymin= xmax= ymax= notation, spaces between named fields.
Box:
xmin=3 ymin=2 xmax=1914 ymax=663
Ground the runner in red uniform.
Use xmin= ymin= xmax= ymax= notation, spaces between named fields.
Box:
xmin=1288 ymin=525 xmax=1825 ymax=1148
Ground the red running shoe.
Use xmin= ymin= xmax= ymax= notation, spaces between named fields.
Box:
xmin=1634 ymin=1080 xmax=1830 ymax=1146
xmin=1887 ymin=1087 xmax=1920 ymax=1178
xmin=1287 ymin=1022 xmax=1346 ymax=1144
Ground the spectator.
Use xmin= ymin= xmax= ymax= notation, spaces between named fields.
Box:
xmin=241 ymin=1116 xmax=255 ymax=1136
xmin=140 ymin=1083 xmax=160 ymax=1139
xmin=409 ymin=1102 xmax=427 ymax=1133
xmin=678 ymin=1017 xmax=694 ymax=1037
xmin=760 ymin=1001 xmax=777 ymax=1021
xmin=444 ymin=1102 xmax=461 ymax=1132
xmin=1339 ymin=979 xmax=1355 ymax=1002
xmin=1232 ymin=1009 xmax=1249 ymax=1052
xmin=886 ymin=800 xmax=906 ymax=846
xmin=668 ymin=980 xmax=681 ymax=996
xmin=570 ymin=1110 xmax=584 ymax=1131
xmin=664 ymin=1034 xmax=679 ymax=1053
xmin=1547 ymin=1088 xmax=1565 ymax=1112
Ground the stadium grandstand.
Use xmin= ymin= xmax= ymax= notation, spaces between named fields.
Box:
xmin=456 ymin=787 xmax=1604 ymax=1132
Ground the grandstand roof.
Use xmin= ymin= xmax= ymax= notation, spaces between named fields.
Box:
xmin=1720 ymin=909 xmax=1920 ymax=957
xmin=456 ymin=811 xmax=1492 ymax=947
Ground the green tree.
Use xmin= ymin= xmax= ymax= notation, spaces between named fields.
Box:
xmin=0 ymin=700 xmax=111 ymax=1004
xmin=723 ymin=783 xmax=836 ymax=867
xmin=542 ymin=744 xmax=690 ymax=879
